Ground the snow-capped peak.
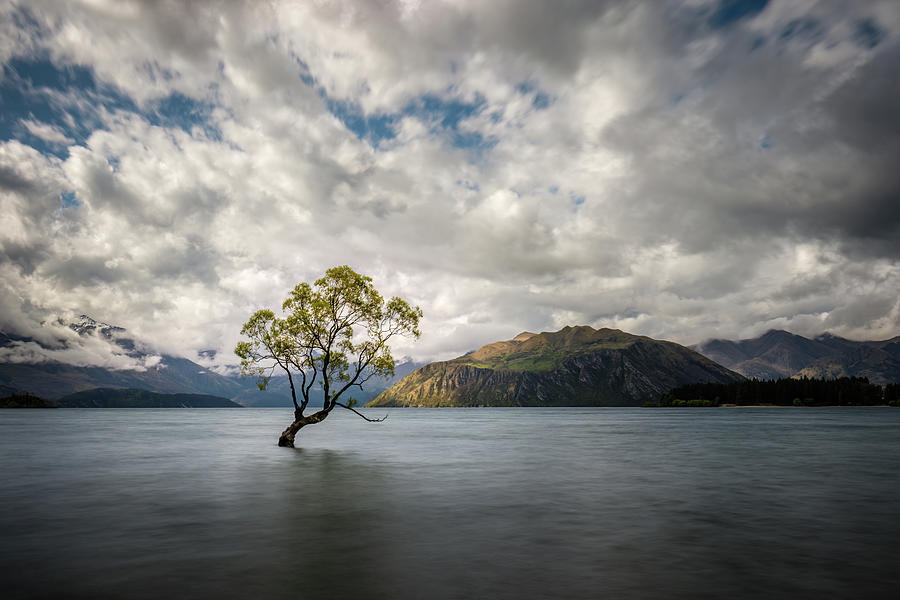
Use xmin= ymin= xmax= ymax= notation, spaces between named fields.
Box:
xmin=70 ymin=315 xmax=124 ymax=336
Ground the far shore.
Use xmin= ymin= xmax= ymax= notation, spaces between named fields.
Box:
xmin=718 ymin=403 xmax=893 ymax=408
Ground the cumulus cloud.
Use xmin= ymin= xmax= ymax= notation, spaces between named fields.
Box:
xmin=0 ymin=0 xmax=899 ymax=369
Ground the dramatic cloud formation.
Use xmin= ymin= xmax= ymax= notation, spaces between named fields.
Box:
xmin=1 ymin=0 xmax=899 ymax=368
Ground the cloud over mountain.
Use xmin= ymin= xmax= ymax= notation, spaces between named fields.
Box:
xmin=1 ymin=0 xmax=899 ymax=367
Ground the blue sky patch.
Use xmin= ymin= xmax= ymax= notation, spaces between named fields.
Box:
xmin=403 ymin=93 xmax=498 ymax=153
xmin=0 ymin=56 xmax=220 ymax=158
xmin=779 ymin=18 xmax=823 ymax=44
xmin=854 ymin=18 xmax=886 ymax=50
xmin=321 ymin=88 xmax=497 ymax=154
xmin=59 ymin=190 xmax=79 ymax=209
xmin=570 ymin=193 xmax=586 ymax=211
xmin=514 ymin=82 xmax=533 ymax=95
xmin=405 ymin=93 xmax=486 ymax=131
xmin=147 ymin=92 xmax=220 ymax=139
xmin=292 ymin=54 xmax=316 ymax=87
xmin=290 ymin=54 xmax=496 ymax=154
xmin=532 ymin=91 xmax=551 ymax=110
xmin=708 ymin=0 xmax=769 ymax=29
xmin=323 ymin=96 xmax=399 ymax=147
xmin=0 ymin=57 xmax=98 ymax=157
xmin=515 ymin=82 xmax=553 ymax=110
xmin=301 ymin=66 xmax=400 ymax=147
xmin=449 ymin=129 xmax=496 ymax=154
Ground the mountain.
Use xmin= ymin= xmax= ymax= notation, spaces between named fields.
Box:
xmin=0 ymin=316 xmax=425 ymax=406
xmin=56 ymin=388 xmax=241 ymax=408
xmin=369 ymin=325 xmax=742 ymax=407
xmin=68 ymin=315 xmax=126 ymax=338
xmin=693 ymin=330 xmax=900 ymax=383
xmin=0 ymin=357 xmax=265 ymax=400
xmin=0 ymin=315 xmax=289 ymax=403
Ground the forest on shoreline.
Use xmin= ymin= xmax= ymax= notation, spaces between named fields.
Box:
xmin=651 ymin=377 xmax=900 ymax=407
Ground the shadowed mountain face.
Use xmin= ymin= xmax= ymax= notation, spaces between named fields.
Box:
xmin=694 ymin=330 xmax=900 ymax=383
xmin=369 ymin=326 xmax=743 ymax=407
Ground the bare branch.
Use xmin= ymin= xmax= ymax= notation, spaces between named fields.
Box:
xmin=335 ymin=401 xmax=388 ymax=422
xmin=333 ymin=348 xmax=376 ymax=401
xmin=284 ymin=369 xmax=300 ymax=412
xmin=355 ymin=369 xmax=383 ymax=386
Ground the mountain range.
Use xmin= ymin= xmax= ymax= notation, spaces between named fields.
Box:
xmin=0 ymin=316 xmax=418 ymax=406
xmin=0 ymin=315 xmax=272 ymax=402
xmin=369 ymin=325 xmax=742 ymax=407
xmin=4 ymin=317 xmax=899 ymax=408
xmin=693 ymin=329 xmax=900 ymax=384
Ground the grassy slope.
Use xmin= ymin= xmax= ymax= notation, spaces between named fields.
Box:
xmin=449 ymin=326 xmax=641 ymax=372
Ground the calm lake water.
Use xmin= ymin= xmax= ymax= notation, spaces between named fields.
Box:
xmin=2 ymin=407 xmax=900 ymax=599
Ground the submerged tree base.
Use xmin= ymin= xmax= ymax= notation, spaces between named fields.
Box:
xmin=277 ymin=405 xmax=388 ymax=447
xmin=277 ymin=410 xmax=327 ymax=447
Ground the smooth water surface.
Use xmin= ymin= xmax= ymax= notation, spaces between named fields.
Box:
xmin=2 ymin=407 xmax=900 ymax=599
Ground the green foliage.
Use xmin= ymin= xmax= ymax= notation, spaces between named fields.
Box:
xmin=235 ymin=265 xmax=422 ymax=416
xmin=658 ymin=376 xmax=891 ymax=407
xmin=452 ymin=339 xmax=635 ymax=372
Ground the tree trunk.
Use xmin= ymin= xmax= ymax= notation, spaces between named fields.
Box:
xmin=277 ymin=409 xmax=330 ymax=447
xmin=277 ymin=420 xmax=304 ymax=447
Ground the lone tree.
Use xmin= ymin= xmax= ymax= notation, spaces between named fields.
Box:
xmin=235 ymin=266 xmax=422 ymax=447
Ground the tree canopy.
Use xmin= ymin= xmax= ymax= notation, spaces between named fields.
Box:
xmin=235 ymin=265 xmax=422 ymax=446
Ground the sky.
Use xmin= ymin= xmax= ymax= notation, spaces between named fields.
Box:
xmin=1 ymin=0 xmax=899 ymax=372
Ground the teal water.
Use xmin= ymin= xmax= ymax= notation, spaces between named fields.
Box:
xmin=2 ymin=407 xmax=899 ymax=599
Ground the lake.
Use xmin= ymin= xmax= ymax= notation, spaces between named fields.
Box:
xmin=2 ymin=407 xmax=899 ymax=599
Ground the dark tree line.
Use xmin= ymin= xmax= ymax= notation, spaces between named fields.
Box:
xmin=653 ymin=377 xmax=900 ymax=407
xmin=886 ymin=383 xmax=900 ymax=405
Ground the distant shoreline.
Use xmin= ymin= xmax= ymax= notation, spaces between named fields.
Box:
xmin=718 ymin=403 xmax=893 ymax=408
